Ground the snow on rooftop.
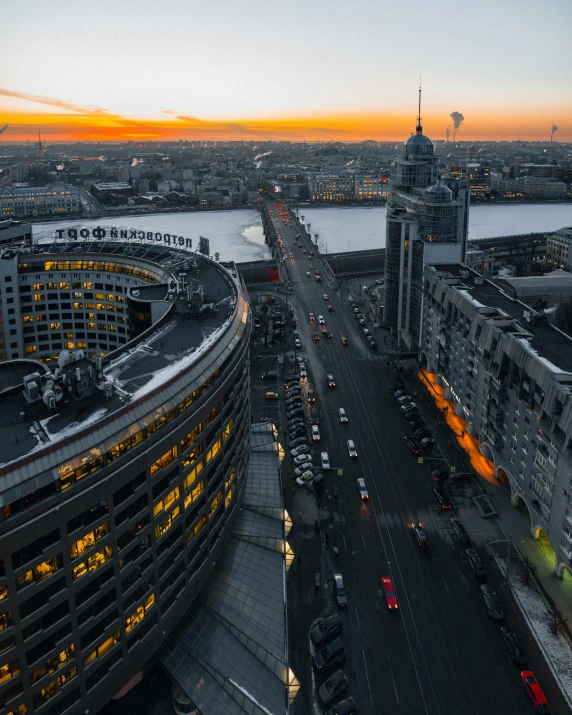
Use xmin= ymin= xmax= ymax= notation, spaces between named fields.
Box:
xmin=458 ymin=289 xmax=487 ymax=309
xmin=515 ymin=337 xmax=572 ymax=375
xmin=40 ymin=407 xmax=109 ymax=442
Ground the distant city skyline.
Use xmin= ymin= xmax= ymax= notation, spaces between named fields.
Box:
xmin=1 ymin=0 xmax=571 ymax=143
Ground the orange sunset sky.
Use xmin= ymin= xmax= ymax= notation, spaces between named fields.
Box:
xmin=1 ymin=0 xmax=571 ymax=144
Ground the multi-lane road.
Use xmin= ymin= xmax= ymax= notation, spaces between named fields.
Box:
xmin=263 ymin=200 xmax=569 ymax=715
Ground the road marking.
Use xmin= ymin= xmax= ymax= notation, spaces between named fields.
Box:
xmin=443 ymin=579 xmax=452 ymax=598
xmin=362 ymin=651 xmax=374 ymax=706
xmin=355 ymin=607 xmax=360 ymax=628
xmin=361 ymin=533 xmax=366 ymax=548
xmin=343 ymin=535 xmax=347 ymax=551
xmin=388 ymin=655 xmax=400 ymax=703
xmin=376 ymin=600 xmax=380 ymax=611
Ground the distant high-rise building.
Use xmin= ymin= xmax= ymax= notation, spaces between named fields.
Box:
xmin=383 ymin=95 xmax=470 ymax=348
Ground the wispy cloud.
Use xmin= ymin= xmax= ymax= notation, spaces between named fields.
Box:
xmin=0 ymin=87 xmax=110 ymax=116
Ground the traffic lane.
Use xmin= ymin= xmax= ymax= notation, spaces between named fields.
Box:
xmin=327 ymin=352 xmax=529 ymax=713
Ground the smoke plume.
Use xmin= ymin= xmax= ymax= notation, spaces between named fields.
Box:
xmin=449 ymin=111 xmax=464 ymax=141
xmin=551 ymin=124 xmax=559 ymax=141
xmin=0 ymin=125 xmax=8 ymax=135
xmin=445 ymin=126 xmax=450 ymax=142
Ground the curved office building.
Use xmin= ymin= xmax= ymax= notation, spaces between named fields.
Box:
xmin=0 ymin=238 xmax=251 ymax=715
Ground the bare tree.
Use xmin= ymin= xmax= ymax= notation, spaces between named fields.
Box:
xmin=548 ymin=606 xmax=563 ymax=636
xmin=257 ymin=304 xmax=274 ymax=347
xmin=521 ymin=555 xmax=537 ymax=586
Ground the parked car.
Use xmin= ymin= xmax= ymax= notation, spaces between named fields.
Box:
xmin=264 ymin=391 xmax=279 ymax=400
xmin=414 ymin=428 xmax=432 ymax=440
xmin=396 ymin=394 xmax=412 ymax=405
xmin=408 ymin=417 xmax=425 ymax=430
xmin=333 ymin=573 xmax=347 ymax=607
xmin=434 ymin=488 xmax=452 ymax=509
xmin=287 ymin=417 xmax=304 ymax=428
xmin=481 ymin=584 xmax=504 ymax=620
xmin=285 ymin=397 xmax=302 ymax=408
xmin=310 ymin=614 xmax=343 ymax=646
xmin=321 ymin=452 xmax=330 ymax=469
xmin=401 ymin=402 xmax=417 ymax=413
xmin=294 ymin=338 xmax=302 ymax=348
xmin=311 ymin=425 xmax=321 ymax=442
xmin=338 ymin=408 xmax=349 ymax=423
xmin=501 ymin=626 xmax=527 ymax=664
xmin=293 ymin=463 xmax=313 ymax=477
xmin=389 ymin=382 xmax=404 ymax=392
xmin=431 ymin=467 xmax=449 ymax=482
xmin=520 ymin=671 xmax=549 ymax=713
xmin=347 ymin=440 xmax=358 ymax=458
xmin=318 ymin=669 xmax=348 ymax=705
xmin=404 ymin=436 xmax=421 ymax=454
xmin=295 ymin=471 xmax=314 ymax=487
xmin=291 ymin=444 xmax=309 ymax=458
xmin=354 ymin=478 xmax=368 ymax=500
xmin=287 ymin=407 xmax=304 ymax=419
xmin=450 ymin=518 xmax=469 ymax=543
xmin=284 ymin=373 xmax=298 ymax=382
xmin=420 ymin=437 xmax=435 ymax=449
xmin=261 ymin=371 xmax=279 ymax=380
xmin=465 ymin=548 xmax=485 ymax=576
xmin=381 ymin=576 xmax=398 ymax=610
xmin=288 ymin=436 xmax=307 ymax=449
xmin=324 ymin=697 xmax=359 ymax=715
xmin=293 ymin=453 xmax=311 ymax=466
xmin=288 ymin=428 xmax=305 ymax=441
xmin=312 ymin=638 xmax=346 ymax=672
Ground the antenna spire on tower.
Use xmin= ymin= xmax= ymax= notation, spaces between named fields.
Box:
xmin=417 ymin=76 xmax=422 ymax=133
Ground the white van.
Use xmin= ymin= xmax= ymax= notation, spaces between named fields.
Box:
xmin=338 ymin=408 xmax=348 ymax=423
xmin=321 ymin=452 xmax=330 ymax=469
xmin=347 ymin=440 xmax=358 ymax=458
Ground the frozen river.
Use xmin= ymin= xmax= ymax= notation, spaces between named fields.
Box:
xmin=33 ymin=203 xmax=572 ymax=261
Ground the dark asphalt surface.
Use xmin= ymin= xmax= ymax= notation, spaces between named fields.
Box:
xmin=265 ymin=200 xmax=568 ymax=715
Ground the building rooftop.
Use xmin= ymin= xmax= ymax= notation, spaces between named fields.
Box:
xmin=431 ymin=264 xmax=572 ymax=375
xmin=0 ymin=242 xmax=244 ymax=478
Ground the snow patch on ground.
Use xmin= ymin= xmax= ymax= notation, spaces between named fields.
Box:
xmin=41 ymin=407 xmax=109 ymax=441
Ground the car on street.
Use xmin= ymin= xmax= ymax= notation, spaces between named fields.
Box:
xmin=284 ymin=374 xmax=298 ymax=382
xmin=285 ymin=387 xmax=301 ymax=397
xmin=294 ymin=338 xmax=302 ymax=348
xmin=394 ymin=389 xmax=409 ymax=399
xmin=306 ymin=271 xmax=312 ymax=277
xmin=434 ymin=487 xmax=452 ymax=509
xmin=261 ymin=371 xmax=279 ymax=381
xmin=312 ymin=425 xmax=321 ymax=441
xmin=431 ymin=467 xmax=449 ymax=482
xmin=411 ymin=522 xmax=429 ymax=549
xmin=465 ymin=548 xmax=485 ymax=576
xmin=356 ymin=478 xmax=369 ymax=500
xmin=314 ymin=334 xmax=321 ymax=341
xmin=291 ymin=444 xmax=309 ymax=458
xmin=318 ymin=315 xmax=326 ymax=325
xmin=340 ymin=337 xmax=349 ymax=346
xmin=285 ymin=378 xmax=300 ymax=388
xmin=296 ymin=355 xmax=305 ymax=364
xmin=287 ymin=407 xmax=304 ymax=419
xmin=327 ymin=374 xmax=337 ymax=388
xmin=450 ymin=517 xmax=469 ymax=543
xmin=315 ymin=269 xmax=321 ymax=275
xmin=318 ymin=670 xmax=348 ymax=706
xmin=309 ymin=313 xmax=315 ymax=321
xmin=323 ymin=331 xmax=332 ymax=338
xmin=333 ymin=573 xmax=347 ymax=607
xmin=420 ymin=437 xmax=435 ymax=449
xmin=310 ymin=614 xmax=343 ymax=646
xmin=338 ymin=408 xmax=348 ymax=423
xmin=293 ymin=453 xmax=312 ymax=466
xmin=288 ymin=436 xmax=307 ymax=449
xmin=293 ymin=463 xmax=312 ymax=477
xmin=481 ymin=584 xmax=504 ymax=620
xmin=327 ymin=305 xmax=334 ymax=312
xmin=396 ymin=394 xmax=413 ymax=406
xmin=501 ymin=626 xmax=527 ymax=664
xmin=381 ymin=576 xmax=398 ymax=610
xmin=324 ymin=697 xmax=359 ymax=715
xmin=404 ymin=436 xmax=421 ymax=454
xmin=315 ymin=275 xmax=321 ymax=282
xmin=400 ymin=402 xmax=417 ymax=413
xmin=347 ymin=440 xmax=358 ymax=458
xmin=312 ymin=637 xmax=346 ymax=672
xmin=323 ymin=294 xmax=329 ymax=300
xmin=321 ymin=452 xmax=330 ymax=469
xmin=299 ymin=364 xmax=307 ymax=377
xmin=309 ymin=264 xmax=314 ymax=269
xmin=520 ymin=671 xmax=549 ymax=713
xmin=264 ymin=391 xmax=279 ymax=400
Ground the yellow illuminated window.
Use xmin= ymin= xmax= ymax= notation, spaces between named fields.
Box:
xmin=0 ymin=585 xmax=7 ymax=601
xmin=153 ymin=486 xmax=179 ymax=517
xmin=71 ymin=545 xmax=112 ymax=581
xmin=95 ymin=293 xmax=104 ymax=300
xmin=187 ymin=516 xmax=206 ymax=544
xmin=77 ymin=342 xmax=86 ymax=349
xmin=24 ymin=346 xmax=37 ymax=354
xmin=87 ymin=322 xmax=95 ymax=329
xmin=16 ymin=556 xmax=61 ymax=590
xmin=70 ymin=522 xmax=109 ymax=560
xmin=59 ymin=282 xmax=70 ymax=290
xmin=106 ymin=304 xmax=115 ymax=312
xmin=224 ymin=466 xmax=236 ymax=490
xmin=209 ymin=491 xmax=223 ymax=517
xmin=154 ymin=504 xmax=181 ymax=540
xmin=150 ymin=447 xmax=177 ymax=476
xmin=225 ymin=485 xmax=234 ymax=509
xmin=30 ymin=644 xmax=74 ymax=684
xmin=0 ymin=659 xmax=20 ymax=685
xmin=106 ymin=294 xmax=114 ymax=302
xmin=50 ymin=322 xmax=61 ymax=330
xmin=33 ymin=283 xmax=44 ymax=291
xmin=65 ymin=342 xmax=75 ymax=350
xmin=33 ymin=294 xmax=45 ymax=302
xmin=183 ymin=461 xmax=204 ymax=492
xmin=33 ymin=665 xmax=77 ymax=708
xmin=36 ymin=314 xmax=45 ymax=322
xmin=125 ymin=592 xmax=155 ymax=634
xmin=73 ymin=302 xmax=83 ymax=310
xmin=184 ymin=478 xmax=204 ymax=509
xmin=181 ymin=443 xmax=203 ymax=470
xmin=223 ymin=419 xmax=233 ymax=441
xmin=85 ymin=302 xmax=94 ymax=309
xmin=73 ymin=292 xmax=82 ymax=299
xmin=108 ymin=324 xmax=116 ymax=331
xmin=22 ymin=315 xmax=33 ymax=323
xmin=96 ymin=303 xmax=105 ymax=310
xmin=83 ymin=630 xmax=119 ymax=667
xmin=83 ymin=282 xmax=93 ymax=289
xmin=0 ymin=612 xmax=11 ymax=633
xmin=206 ymin=438 xmax=221 ymax=463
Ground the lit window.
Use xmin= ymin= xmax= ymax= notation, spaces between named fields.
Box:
xmin=150 ymin=447 xmax=177 ymax=476
xmin=30 ymin=644 xmax=74 ymax=684
xmin=186 ymin=516 xmax=206 ymax=544
xmin=33 ymin=665 xmax=77 ymax=709
xmin=71 ymin=544 xmax=112 ymax=581
xmin=206 ymin=438 xmax=221 ymax=463
xmin=16 ymin=555 xmax=62 ymax=591
xmin=70 ymin=522 xmax=110 ymax=559
xmin=83 ymin=630 xmax=119 ymax=667
xmin=0 ymin=659 xmax=20 ymax=685
xmin=153 ymin=487 xmax=179 ymax=517
xmin=125 ymin=593 xmax=155 ymax=634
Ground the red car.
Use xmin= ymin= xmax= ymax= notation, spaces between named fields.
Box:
xmin=381 ymin=576 xmax=398 ymax=610
xmin=340 ymin=337 xmax=348 ymax=345
xmin=520 ymin=671 xmax=550 ymax=713
xmin=315 ymin=269 xmax=321 ymax=275
xmin=327 ymin=306 xmax=334 ymax=312
xmin=323 ymin=294 xmax=329 ymax=300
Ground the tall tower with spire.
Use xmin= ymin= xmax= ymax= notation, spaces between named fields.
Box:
xmin=382 ymin=88 xmax=469 ymax=349
xmin=37 ymin=130 xmax=45 ymax=158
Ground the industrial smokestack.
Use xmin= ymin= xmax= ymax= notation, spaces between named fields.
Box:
xmin=0 ymin=125 xmax=8 ymax=136
xmin=449 ymin=111 xmax=464 ymax=141
xmin=551 ymin=124 xmax=559 ymax=142
xmin=445 ymin=126 xmax=451 ymax=142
